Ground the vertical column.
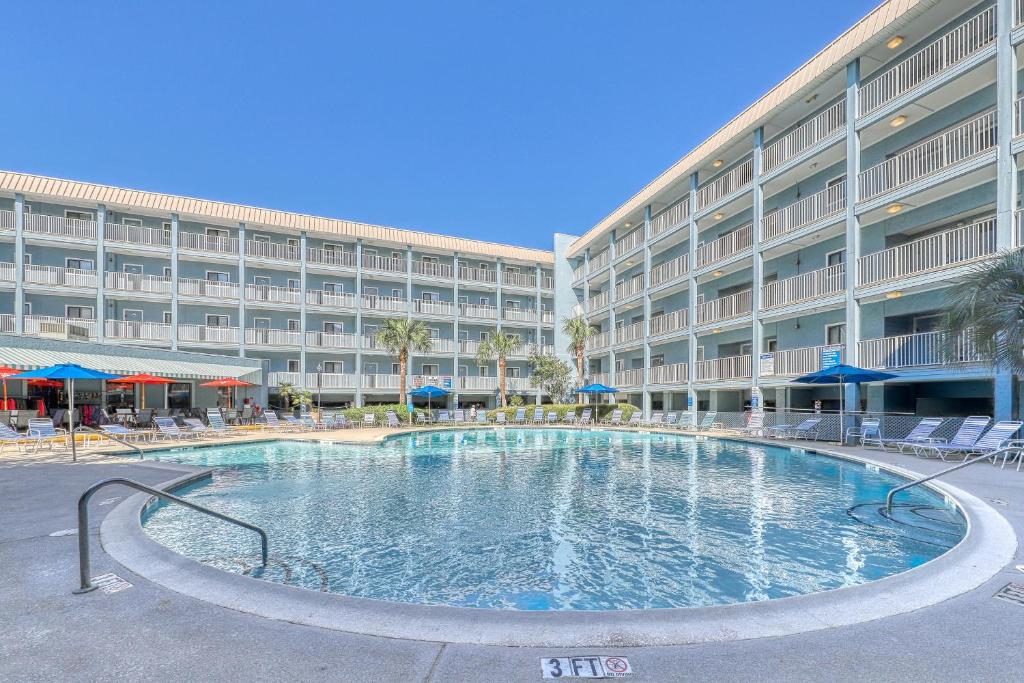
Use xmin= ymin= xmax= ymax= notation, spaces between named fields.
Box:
xmin=354 ymin=240 xmax=364 ymax=407
xmin=406 ymin=245 xmax=414 ymax=394
xmin=995 ymin=0 xmax=1018 ymax=419
xmin=641 ymin=205 xmax=653 ymax=418
xmin=14 ymin=194 xmax=25 ymax=334
xmin=237 ymin=222 xmax=247 ymax=357
xmin=170 ymin=214 xmax=179 ymax=350
xmin=581 ymin=249 xmax=590 ymax=381
xmin=96 ymin=204 xmax=106 ymax=342
xmin=299 ymin=231 xmax=308 ymax=390
xmin=843 ymin=59 xmax=862 ymax=412
xmin=534 ymin=263 xmax=543 ymax=405
xmin=453 ymin=253 xmax=461 ymax=408
xmin=686 ymin=173 xmax=699 ymax=415
xmin=607 ymin=230 xmax=617 ymax=404
xmin=750 ymin=128 xmax=765 ymax=407
xmin=495 ymin=258 xmax=503 ymax=332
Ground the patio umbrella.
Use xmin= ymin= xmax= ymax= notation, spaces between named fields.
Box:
xmin=109 ymin=373 xmax=175 ymax=409
xmin=410 ymin=385 xmax=449 ymax=414
xmin=27 ymin=379 xmax=64 ymax=388
xmin=0 ymin=366 xmax=21 ymax=407
xmin=793 ymin=364 xmax=896 ymax=443
xmin=576 ymin=382 xmax=619 ymax=404
xmin=8 ymin=364 xmax=122 ymax=462
xmin=200 ymin=377 xmax=256 ymax=410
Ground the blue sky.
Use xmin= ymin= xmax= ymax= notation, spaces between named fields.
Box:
xmin=2 ymin=1 xmax=877 ymax=250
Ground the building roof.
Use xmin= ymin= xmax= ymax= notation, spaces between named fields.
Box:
xmin=565 ymin=0 xmax=929 ymax=258
xmin=0 ymin=170 xmax=554 ymax=265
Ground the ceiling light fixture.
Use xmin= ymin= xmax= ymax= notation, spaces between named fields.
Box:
xmin=624 ymin=222 xmax=632 ymax=228
xmin=805 ymin=93 xmax=818 ymax=104
xmin=886 ymin=35 xmax=904 ymax=49
xmin=713 ymin=270 xmax=724 ymax=277
xmin=712 ymin=159 xmax=724 ymax=168
xmin=886 ymin=291 xmax=903 ymax=299
xmin=886 ymin=204 xmax=904 ymax=215
xmin=890 ymin=114 xmax=908 ymax=128
xmin=713 ymin=212 xmax=725 ymax=220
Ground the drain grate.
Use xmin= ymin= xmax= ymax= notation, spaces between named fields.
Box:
xmin=994 ymin=582 xmax=1024 ymax=607
xmin=91 ymin=573 xmax=133 ymax=594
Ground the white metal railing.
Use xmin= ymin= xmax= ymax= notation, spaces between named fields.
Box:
xmin=649 ymin=362 xmax=688 ymax=385
xmin=587 ymin=330 xmax=611 ymax=351
xmin=0 ymin=209 xmax=15 ymax=231
xmin=105 ymin=223 xmax=171 ymax=247
xmin=502 ymin=270 xmax=537 ymax=288
xmin=268 ymin=372 xmax=302 ymax=387
xmin=541 ymin=310 xmax=554 ymax=324
xmin=858 ymin=217 xmax=997 ymax=286
xmin=541 ymin=275 xmax=554 ymax=290
xmin=589 ymin=250 xmax=610 ymax=272
xmin=1016 ymin=97 xmax=1024 ymax=138
xmin=430 ymin=338 xmax=455 ymax=353
xmin=859 ymin=330 xmax=982 ymax=369
xmin=308 ymin=373 xmax=358 ymax=390
xmin=614 ymin=369 xmax=643 ymax=387
xmin=762 ymin=345 xmax=842 ymax=377
xmin=695 ymin=354 xmax=752 ymax=382
xmin=178 ymin=231 xmax=239 ymax=255
xmin=762 ymin=263 xmax=846 ymax=310
xmin=859 ymin=7 xmax=996 ymax=116
xmin=696 ymin=289 xmax=752 ymax=325
xmin=459 ymin=376 xmax=498 ymax=391
xmin=503 ymin=307 xmax=538 ymax=323
xmin=0 ymin=314 xmax=13 ymax=333
xmin=649 ymin=253 xmax=689 ymax=287
xmin=615 ymin=274 xmax=644 ymax=300
xmin=588 ymin=290 xmax=610 ymax=311
xmin=245 ymin=284 xmax=302 ymax=305
xmin=178 ymin=277 xmax=240 ymax=299
xmin=177 ymin=324 xmax=240 ymax=344
xmin=0 ymin=261 xmax=16 ymax=282
xmin=696 ymin=158 xmax=753 ymax=210
xmin=459 ymin=303 xmax=498 ymax=319
xmin=307 ymin=247 xmax=357 ymax=268
xmin=590 ymin=372 xmax=610 ymax=387
xmin=858 ymin=110 xmax=996 ymax=200
xmin=458 ymin=266 xmax=497 ymax=283
xmin=459 ymin=340 xmax=481 ymax=355
xmin=25 ymin=315 xmax=97 ymax=340
xmin=305 ymin=331 xmax=357 ymax=349
xmin=105 ymin=320 xmax=171 ymax=342
xmin=245 ymin=328 xmax=301 ymax=346
xmin=362 ymin=374 xmax=402 ymax=389
xmin=648 ymin=308 xmax=688 ymax=336
xmin=696 ymin=223 xmax=753 ymax=268
xmin=24 ymin=264 xmax=97 ymax=288
xmin=650 ymin=197 xmax=690 ymax=238
xmin=762 ymin=181 xmax=847 ymax=242
xmin=362 ymin=254 xmax=406 ymax=273
xmin=615 ymin=321 xmax=644 ymax=345
xmin=506 ymin=376 xmax=533 ymax=392
xmin=246 ymin=240 xmax=300 ymax=261
xmin=412 ymin=260 xmax=454 ymax=278
xmin=573 ymin=263 xmax=585 ymax=281
xmin=1018 ymin=209 xmax=1024 ymax=246
xmin=105 ymin=271 xmax=173 ymax=295
xmin=361 ymin=295 xmax=406 ymax=312
xmin=763 ymin=100 xmax=847 ymax=172
xmin=361 ymin=334 xmax=384 ymax=351
xmin=24 ymin=213 xmax=97 ymax=240
xmin=1017 ymin=0 xmax=1024 ymax=27
xmin=615 ymin=228 xmax=644 ymax=258
xmin=414 ymin=299 xmax=455 ymax=316
xmin=305 ymin=289 xmax=357 ymax=308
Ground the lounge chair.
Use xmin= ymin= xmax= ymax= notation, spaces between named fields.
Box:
xmin=282 ymin=415 xmax=311 ymax=430
xmin=27 ymin=418 xmax=68 ymax=450
xmin=386 ymin=411 xmax=401 ymax=428
xmin=183 ymin=418 xmax=213 ymax=436
xmin=476 ymin=411 xmax=489 ymax=425
xmin=866 ymin=417 xmax=943 ymax=452
xmin=563 ymin=411 xmax=578 ymax=426
xmin=513 ymin=408 xmax=527 ymax=424
xmin=207 ymin=409 xmax=243 ymax=435
xmin=100 ymin=424 xmax=152 ymax=443
xmin=643 ymin=412 xmax=663 ymax=427
xmin=415 ymin=412 xmax=430 ymax=425
xmin=691 ymin=411 xmax=719 ymax=431
xmin=579 ymin=409 xmax=593 ymax=426
xmin=335 ymin=415 xmax=353 ymax=429
xmin=913 ymin=416 xmax=990 ymax=459
xmin=845 ymin=417 xmax=880 ymax=446
xmin=674 ymin=413 xmax=694 ymax=430
xmin=768 ymin=417 xmax=822 ymax=439
xmin=531 ymin=408 xmax=544 ymax=424
xmin=0 ymin=423 xmax=31 ymax=453
xmin=626 ymin=413 xmax=641 ymax=427
xmin=453 ymin=409 xmax=466 ymax=423
xmin=154 ymin=417 xmax=201 ymax=441
xmin=495 ymin=412 xmax=507 ymax=424
xmin=546 ymin=411 xmax=558 ymax=424
xmin=136 ymin=408 xmax=154 ymax=428
xmin=361 ymin=414 xmax=377 ymax=428
xmin=437 ymin=410 xmax=452 ymax=424
xmin=967 ymin=421 xmax=1023 ymax=461
xmin=263 ymin=412 xmax=295 ymax=431
xmin=603 ymin=409 xmax=623 ymax=426
xmin=735 ymin=411 xmax=766 ymax=436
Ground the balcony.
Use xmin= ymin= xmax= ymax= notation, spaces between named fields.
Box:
xmin=763 ymin=100 xmax=846 ymax=173
xmin=762 ymin=263 xmax=845 ymax=311
xmin=590 ymin=372 xmax=610 ymax=387
xmin=362 ymin=254 xmax=405 ymax=273
xmin=614 ymin=228 xmax=644 ymax=260
xmin=307 ymin=373 xmax=357 ymax=390
xmin=858 ymin=7 xmax=995 ymax=117
xmin=305 ymin=331 xmax=357 ymax=349
xmin=762 ymin=182 xmax=846 ymax=243
xmin=696 ymin=159 xmax=753 ymax=211
xmin=106 ymin=223 xmax=170 ymax=248
xmin=459 ymin=340 xmax=481 ymax=355
xmin=178 ymin=231 xmax=239 ymax=256
xmin=614 ymin=274 xmax=644 ymax=301
xmin=24 ymin=213 xmax=97 ymax=240
xmin=412 ymin=260 xmax=454 ymax=279
xmin=614 ymin=321 xmax=644 ymax=346
xmin=245 ymin=328 xmax=301 ymax=347
xmin=503 ymin=307 xmax=538 ymax=323
xmin=458 ymin=265 xmax=497 ymax=284
xmin=648 ymin=309 xmax=688 ymax=336
xmin=857 ymin=217 xmax=996 ymax=287
xmin=0 ymin=209 xmax=15 ymax=232
xmin=307 ymin=247 xmax=357 ymax=268
xmin=362 ymin=334 xmax=385 ymax=352
xmin=430 ymin=338 xmax=455 ymax=353
xmin=0 ymin=261 xmax=16 ymax=283
xmin=361 ymin=295 xmax=406 ymax=313
xmin=0 ymin=314 xmax=13 ymax=333
xmin=245 ymin=284 xmax=302 ymax=305
xmin=1017 ymin=97 xmax=1024 ymax=138
xmin=588 ymin=290 xmax=610 ymax=311
xmin=362 ymin=374 xmax=402 ymax=390
xmin=25 ymin=315 xmax=96 ymax=340
xmin=696 ymin=289 xmax=752 ymax=325
xmin=541 ymin=310 xmax=554 ymax=324
xmin=858 ymin=109 xmax=996 ymax=202
xmin=177 ymin=324 xmax=240 ymax=344
xmin=1018 ymin=0 xmax=1024 ymax=27
xmin=572 ymin=263 xmax=585 ymax=282
xmin=649 ymin=254 xmax=689 ymax=288
xmin=105 ymin=272 xmax=173 ymax=296
xmin=24 ymin=265 xmax=97 ymax=289
xmin=459 ymin=376 xmax=498 ymax=391
xmin=859 ymin=330 xmax=982 ymax=370
xmin=614 ymin=368 xmax=643 ymax=388
xmin=650 ymin=197 xmax=690 ymax=239
xmin=506 ymin=377 xmax=533 ymax=392
xmin=589 ymin=250 xmax=610 ymax=273
xmin=696 ymin=223 xmax=753 ymax=269
xmin=541 ymin=275 xmax=554 ymax=290
xmin=178 ymin=278 xmax=240 ymax=300
xmin=586 ymin=330 xmax=611 ymax=351
xmin=760 ymin=345 xmax=842 ymax=377
xmin=695 ymin=354 xmax=752 ymax=382
xmin=245 ymin=240 xmax=300 ymax=262
xmin=413 ymin=299 xmax=454 ymax=316
xmin=268 ymin=372 xmax=301 ymax=387
xmin=502 ymin=271 xmax=537 ymax=288
xmin=305 ymin=289 xmax=357 ymax=309
xmin=459 ymin=303 xmax=498 ymax=319
xmin=105 ymin=320 xmax=171 ymax=344
xmin=649 ymin=362 xmax=688 ymax=385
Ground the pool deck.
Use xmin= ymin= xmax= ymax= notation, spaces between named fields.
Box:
xmin=1 ymin=426 xmax=1021 ymax=681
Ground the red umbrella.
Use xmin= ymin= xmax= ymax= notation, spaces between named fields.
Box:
xmin=27 ymin=378 xmax=64 ymax=388
xmin=200 ymin=378 xmax=256 ymax=409
xmin=0 ymin=366 xmax=21 ymax=407
xmin=109 ymin=373 xmax=176 ymax=409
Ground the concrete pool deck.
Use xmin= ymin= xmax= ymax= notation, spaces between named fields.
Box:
xmin=1 ymin=427 xmax=1022 ymax=681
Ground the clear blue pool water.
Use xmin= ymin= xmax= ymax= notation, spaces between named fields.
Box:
xmin=142 ymin=429 xmax=965 ymax=610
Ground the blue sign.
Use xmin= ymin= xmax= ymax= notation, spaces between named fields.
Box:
xmin=443 ymin=377 xmax=452 ymax=389
xmin=687 ymin=395 xmax=694 ymax=408
xmin=820 ymin=345 xmax=843 ymax=369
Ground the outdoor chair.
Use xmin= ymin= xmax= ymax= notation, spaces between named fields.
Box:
xmin=386 ymin=411 xmax=401 ymax=428
xmin=476 ymin=411 xmax=489 ymax=424
xmin=546 ymin=411 xmax=558 ymax=424
xmin=643 ymin=412 xmax=663 ymax=427
xmin=100 ymin=424 xmax=152 ymax=443
xmin=495 ymin=412 xmax=507 ymax=424
xmin=207 ymin=409 xmax=244 ymax=435
xmin=865 ymin=417 xmax=943 ymax=452
xmin=531 ymin=408 xmax=544 ymax=423
xmin=263 ymin=412 xmax=296 ymax=432
xmin=415 ymin=412 xmax=430 ymax=425
xmin=154 ymin=417 xmax=202 ymax=441
xmin=437 ymin=410 xmax=452 ymax=424
xmin=282 ymin=415 xmax=311 ymax=430
xmin=913 ymin=416 xmax=990 ymax=459
xmin=664 ymin=412 xmax=680 ymax=428
xmin=0 ymin=423 xmax=31 ymax=454
xmin=183 ymin=418 xmax=213 ymax=436
xmin=513 ymin=408 xmax=527 ymax=424
xmin=563 ymin=412 xmax=578 ymax=426
xmin=691 ymin=411 xmax=719 ymax=431
xmin=768 ymin=417 xmax=822 ymax=440
xmin=361 ymin=414 xmax=377 ymax=428
xmin=735 ymin=411 xmax=766 ymax=437
xmin=845 ymin=417 xmax=881 ymax=446
xmin=136 ymin=409 xmax=154 ymax=428
xmin=579 ymin=409 xmax=593 ymax=426
xmin=453 ymin=409 xmax=466 ymax=423
xmin=626 ymin=413 xmax=641 ymax=427
xmin=603 ymin=409 xmax=623 ymax=426
xmin=28 ymin=418 xmax=68 ymax=451
xmin=240 ymin=405 xmax=254 ymax=425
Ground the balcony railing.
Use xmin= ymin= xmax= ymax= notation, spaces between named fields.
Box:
xmin=106 ymin=223 xmax=171 ymax=247
xmin=503 ymin=307 xmax=538 ymax=323
xmin=361 ymin=295 xmax=406 ymax=312
xmin=859 ymin=330 xmax=982 ymax=370
xmin=459 ymin=376 xmax=499 ymax=391
xmin=24 ymin=265 xmax=97 ymax=288
xmin=506 ymin=376 xmax=533 ymax=392
xmin=649 ymin=253 xmax=689 ymax=287
xmin=459 ymin=340 xmax=481 ymax=355
xmin=412 ymin=260 xmax=454 ymax=278
xmin=362 ymin=334 xmax=384 ymax=351
xmin=105 ymin=320 xmax=171 ymax=343
xmin=502 ymin=271 xmax=537 ymax=288
xmin=614 ymin=369 xmax=643 ymax=387
xmin=414 ymin=299 xmax=455 ymax=316
xmin=245 ymin=284 xmax=302 ymax=305
xmin=105 ymin=272 xmax=173 ymax=295
xmin=308 ymin=373 xmax=358 ymax=390
xmin=458 ymin=266 xmax=497 ymax=284
xmin=648 ymin=309 xmax=688 ymax=336
xmin=178 ymin=278 xmax=240 ymax=300
xmin=177 ymin=324 xmax=240 ymax=344
xmin=588 ymin=290 xmax=610 ymax=311
xmin=858 ymin=217 xmax=996 ymax=286
xmin=268 ymin=372 xmax=302 ymax=387
xmin=305 ymin=289 xmax=357 ymax=308
xmin=614 ymin=228 xmax=644 ymax=258
xmin=695 ymin=354 xmax=752 ymax=382
xmin=572 ymin=263 xmax=585 ymax=282
xmin=858 ymin=110 xmax=996 ymax=201
xmin=178 ymin=231 xmax=239 ymax=255
xmin=761 ymin=345 xmax=842 ymax=377
xmin=305 ymin=331 xmax=356 ymax=349
xmin=586 ymin=330 xmax=611 ymax=351
xmin=362 ymin=254 xmax=405 ymax=273
xmin=0 ymin=209 xmax=15 ymax=231
xmin=696 ymin=223 xmax=753 ymax=269
xmin=762 ymin=181 xmax=847 ymax=243
xmin=649 ymin=362 xmax=688 ymax=385
xmin=541 ymin=310 xmax=554 ymax=324
xmin=762 ymin=263 xmax=846 ymax=310
xmin=460 ymin=303 xmax=498 ymax=319
xmin=541 ymin=275 xmax=555 ymax=290
xmin=590 ymin=372 xmax=610 ymax=387
xmin=614 ymin=274 xmax=644 ymax=300
xmin=589 ymin=250 xmax=610 ymax=272
xmin=763 ymin=100 xmax=847 ymax=173
xmin=362 ymin=374 xmax=402 ymax=389
xmin=696 ymin=159 xmax=753 ymax=211
xmin=430 ymin=338 xmax=455 ymax=353
xmin=1017 ymin=0 xmax=1024 ymax=27
xmin=0 ymin=261 xmax=15 ymax=282
xmin=245 ymin=240 xmax=300 ymax=261
xmin=859 ymin=7 xmax=996 ymax=116
xmin=696 ymin=289 xmax=752 ymax=325
xmin=25 ymin=315 xmax=97 ymax=340
xmin=650 ymin=197 xmax=690 ymax=239
xmin=24 ymin=213 xmax=97 ymax=240
xmin=306 ymin=247 xmax=357 ymax=268
xmin=614 ymin=321 xmax=644 ymax=346
xmin=245 ymin=328 xmax=301 ymax=347
xmin=1016 ymin=97 xmax=1024 ymax=138
xmin=0 ymin=314 xmax=13 ymax=333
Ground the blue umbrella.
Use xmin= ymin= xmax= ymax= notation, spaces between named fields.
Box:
xmin=9 ymin=364 xmax=123 ymax=461
xmin=409 ymin=385 xmax=449 ymax=414
xmin=793 ymin=364 xmax=896 ymax=443
xmin=576 ymin=383 xmax=619 ymax=394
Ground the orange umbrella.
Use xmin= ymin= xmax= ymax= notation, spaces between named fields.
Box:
xmin=109 ymin=373 xmax=175 ymax=409
xmin=27 ymin=378 xmax=64 ymax=388
xmin=0 ymin=366 xmax=21 ymax=406
xmin=200 ymin=378 xmax=256 ymax=409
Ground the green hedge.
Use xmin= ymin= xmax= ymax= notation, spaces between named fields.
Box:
xmin=486 ymin=403 xmax=637 ymax=423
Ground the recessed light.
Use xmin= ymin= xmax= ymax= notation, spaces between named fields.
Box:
xmin=805 ymin=93 xmax=818 ymax=104
xmin=624 ymin=222 xmax=632 ymax=228
xmin=712 ymin=159 xmax=724 ymax=168
xmin=890 ymin=114 xmax=908 ymax=128
xmin=713 ymin=212 xmax=725 ymax=220
xmin=713 ymin=328 xmax=723 ymax=333
xmin=886 ymin=35 xmax=904 ymax=50
xmin=886 ymin=204 xmax=904 ymax=214
xmin=885 ymin=291 xmax=902 ymax=299
xmin=713 ymin=270 xmax=724 ymax=277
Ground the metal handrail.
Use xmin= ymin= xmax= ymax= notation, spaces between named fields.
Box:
xmin=76 ymin=425 xmax=144 ymax=459
xmin=74 ymin=477 xmax=268 ymax=593
xmin=885 ymin=445 xmax=1021 ymax=511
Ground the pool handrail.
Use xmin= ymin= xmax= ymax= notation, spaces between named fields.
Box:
xmin=884 ymin=445 xmax=1021 ymax=511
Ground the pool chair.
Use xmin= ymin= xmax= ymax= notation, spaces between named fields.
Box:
xmin=912 ymin=416 xmax=990 ymax=459
xmin=692 ymin=411 xmax=719 ymax=431
xmin=495 ymin=412 xmax=507 ymax=424
xmin=320 ymin=412 xmax=339 ymax=429
xmin=664 ymin=412 xmax=679 ymax=429
xmin=280 ymin=415 xmax=310 ymax=430
xmin=263 ymin=412 xmax=296 ymax=432
xmin=154 ymin=417 xmax=202 ymax=441
xmin=0 ymin=423 xmax=32 ymax=454
xmin=183 ymin=418 xmax=215 ymax=436
xmin=643 ymin=412 xmax=663 ymax=427
xmin=579 ymin=409 xmax=593 ymax=426
xmin=918 ymin=417 xmax=1010 ymax=461
xmin=563 ymin=412 xmax=578 ymax=426
xmin=437 ymin=410 xmax=453 ymax=424
xmin=27 ymin=418 xmax=68 ymax=451
xmin=415 ymin=412 xmax=430 ymax=425
xmin=361 ymin=414 xmax=377 ymax=428
xmin=100 ymin=424 xmax=152 ymax=443
xmin=868 ymin=417 xmax=944 ymax=452
xmin=207 ymin=409 xmax=244 ymax=435
xmin=453 ymin=409 xmax=466 ymax=423
xmin=530 ymin=408 xmax=544 ymax=424
xmin=546 ymin=411 xmax=558 ymax=424
xmin=626 ymin=413 xmax=642 ymax=427
xmin=767 ymin=417 xmax=817 ymax=439
xmin=845 ymin=417 xmax=881 ymax=446
xmin=476 ymin=411 xmax=489 ymax=425
xmin=602 ymin=409 xmax=623 ymax=426
xmin=513 ymin=408 xmax=527 ymax=424
xmin=735 ymin=411 xmax=766 ymax=437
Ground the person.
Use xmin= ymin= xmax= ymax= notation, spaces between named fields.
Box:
xmin=470 ymin=404 xmax=477 ymax=421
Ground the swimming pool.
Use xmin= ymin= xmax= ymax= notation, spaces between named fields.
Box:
xmin=141 ymin=429 xmax=965 ymax=611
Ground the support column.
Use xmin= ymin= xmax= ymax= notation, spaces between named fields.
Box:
xmin=750 ymin=128 xmax=764 ymax=409
xmin=607 ymin=230 xmax=617 ymax=405
xmin=237 ymin=222 xmax=247 ymax=358
xmin=534 ymin=263 xmax=543 ymax=405
xmin=169 ymin=214 xmax=179 ymax=350
xmin=13 ymin=194 xmax=25 ymax=334
xmin=686 ymin=173 xmax=699 ymax=415
xmin=995 ymin=0 xmax=1018 ymax=420
xmin=96 ymin=204 xmax=106 ymax=342
xmin=405 ymin=245 xmax=414 ymax=397
xmin=843 ymin=60 xmax=862 ymax=412
xmin=299 ymin=231 xmax=308 ymax=390
xmin=354 ymin=240 xmax=364 ymax=407
xmin=641 ymin=205 xmax=653 ymax=419
xmin=582 ymin=249 xmax=591 ymax=384
xmin=453 ymin=253 xmax=461 ymax=408
xmin=495 ymin=258 xmax=503 ymax=332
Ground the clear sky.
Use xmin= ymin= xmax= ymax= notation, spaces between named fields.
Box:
xmin=2 ymin=1 xmax=878 ymax=250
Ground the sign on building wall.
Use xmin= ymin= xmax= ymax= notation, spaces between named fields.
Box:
xmin=759 ymin=353 xmax=775 ymax=377
xmin=820 ymin=345 xmax=843 ymax=370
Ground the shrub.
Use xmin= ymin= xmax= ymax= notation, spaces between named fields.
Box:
xmin=338 ymin=404 xmax=417 ymax=424
xmin=485 ymin=402 xmax=637 ymax=423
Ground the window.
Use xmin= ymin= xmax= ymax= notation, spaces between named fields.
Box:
xmin=287 ymin=278 xmax=299 ymax=290
xmin=206 ymin=314 xmax=229 ymax=327
xmin=253 ymin=317 xmax=271 ymax=329
xmin=206 ymin=227 xmax=229 ymax=238
xmin=458 ymin=330 xmax=469 ymax=341
xmin=696 ymin=346 xmax=705 ymax=362
xmin=323 ymin=361 xmax=344 ymax=374
xmin=323 ymin=322 xmax=345 ymax=333
xmin=826 ymin=249 xmax=845 ymax=267
xmin=286 ymin=238 xmax=299 ymax=248
xmin=122 ymin=264 xmax=143 ymax=275
xmin=253 ymin=275 xmax=271 ymax=287
xmin=505 ymin=265 xmax=519 ymax=274
xmin=253 ymin=234 xmax=270 ymax=243
xmin=65 ymin=210 xmax=94 ymax=221
xmin=391 ymin=289 xmax=402 ymax=299
xmin=22 ymin=302 xmax=31 ymax=315
xmin=458 ymin=295 xmax=468 ymax=305
xmin=163 ymin=266 xmax=172 ymax=278
xmin=206 ymin=271 xmax=230 ymax=282
xmin=162 ymin=222 xmax=172 ymax=237
xmin=163 ymin=311 xmax=172 ymax=325
xmin=504 ymin=300 xmax=520 ymax=309
xmin=421 ymin=255 xmax=438 ymax=265
xmin=428 ymin=327 xmax=440 ymax=339
xmin=913 ymin=314 xmax=943 ymax=334
xmin=65 ymin=257 xmax=95 ymax=270
xmin=122 ymin=309 xmax=143 ymax=322
xmin=364 ymin=362 xmax=378 ymax=374
xmin=479 ymin=296 xmax=490 ymax=306
xmin=287 ymin=359 xmax=300 ymax=372
xmin=826 ymin=323 xmax=846 ymax=345
xmin=324 ymin=282 xmax=345 ymax=293
xmin=66 ymin=305 xmax=94 ymax=319
xmin=478 ymin=366 xmax=489 ymax=376
xmin=650 ymin=354 xmax=665 ymax=367
xmin=391 ymin=363 xmax=401 ymax=374
xmin=479 ymin=263 xmax=490 ymax=270
xmin=422 ymin=291 xmax=438 ymax=302
xmin=479 ymin=331 xmax=490 ymax=341
xmin=363 ymin=286 xmax=378 ymax=296
xmin=287 ymin=319 xmax=300 ymax=331
xmin=614 ymin=358 xmax=624 ymax=372
xmin=168 ymin=383 xmax=191 ymax=411
xmin=505 ymin=366 xmax=521 ymax=378
xmin=458 ymin=365 xmax=468 ymax=377
xmin=765 ymin=337 xmax=778 ymax=352
xmin=363 ymin=324 xmax=379 ymax=335
xmin=421 ymin=364 xmax=439 ymax=375
xmin=23 ymin=253 xmax=31 ymax=265
xmin=122 ymin=218 xmax=143 ymax=228
xmin=324 ymin=243 xmax=342 ymax=252
xmin=740 ymin=342 xmax=753 ymax=356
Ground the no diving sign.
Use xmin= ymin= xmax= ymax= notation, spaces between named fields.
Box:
xmin=541 ymin=656 xmax=633 ymax=678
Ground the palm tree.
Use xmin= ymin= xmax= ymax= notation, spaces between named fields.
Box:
xmin=945 ymin=249 xmax=1024 ymax=374
xmin=377 ymin=319 xmax=434 ymax=405
xmin=277 ymin=381 xmax=297 ymax=411
xmin=563 ymin=316 xmax=594 ymax=404
xmin=477 ymin=331 xmax=522 ymax=407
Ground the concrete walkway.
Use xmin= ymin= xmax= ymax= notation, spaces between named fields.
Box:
xmin=0 ymin=429 xmax=1021 ymax=682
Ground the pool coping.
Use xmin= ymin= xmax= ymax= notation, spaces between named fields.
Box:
xmin=100 ymin=429 xmax=1017 ymax=647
